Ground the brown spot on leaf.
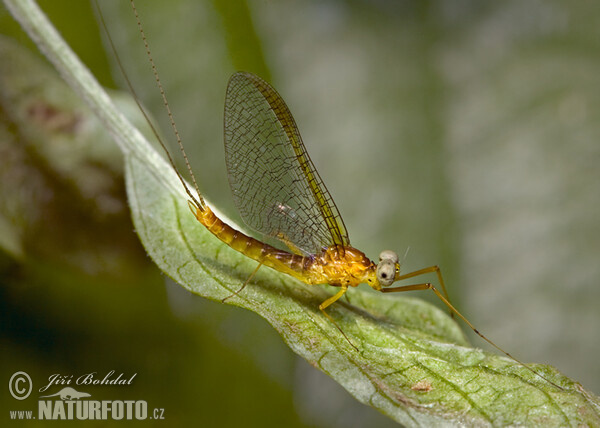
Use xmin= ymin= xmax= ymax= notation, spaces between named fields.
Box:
xmin=27 ymin=101 xmax=81 ymax=134
xmin=411 ymin=380 xmax=433 ymax=392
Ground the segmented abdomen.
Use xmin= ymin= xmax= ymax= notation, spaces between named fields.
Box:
xmin=194 ymin=205 xmax=314 ymax=283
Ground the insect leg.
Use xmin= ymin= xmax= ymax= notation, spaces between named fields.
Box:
xmin=319 ymin=285 xmax=348 ymax=311
xmin=395 ymin=265 xmax=453 ymax=317
xmin=222 ymin=262 xmax=263 ymax=303
xmin=318 ymin=286 xmax=358 ymax=352
xmin=381 ymin=282 xmax=562 ymax=389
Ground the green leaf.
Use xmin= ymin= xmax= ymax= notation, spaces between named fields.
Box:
xmin=126 ymin=149 xmax=599 ymax=426
xmin=6 ymin=0 xmax=600 ymax=425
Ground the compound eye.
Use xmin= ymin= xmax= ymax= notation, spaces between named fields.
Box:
xmin=379 ymin=250 xmax=399 ymax=264
xmin=376 ymin=259 xmax=396 ymax=286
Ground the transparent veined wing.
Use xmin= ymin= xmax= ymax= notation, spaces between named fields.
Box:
xmin=224 ymin=72 xmax=349 ymax=255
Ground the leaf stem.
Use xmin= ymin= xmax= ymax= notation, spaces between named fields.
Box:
xmin=3 ymin=0 xmax=181 ymax=197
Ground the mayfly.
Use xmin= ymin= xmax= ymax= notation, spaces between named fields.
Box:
xmin=103 ymin=0 xmax=561 ymax=389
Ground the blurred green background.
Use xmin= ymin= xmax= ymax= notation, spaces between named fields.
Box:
xmin=1 ymin=0 xmax=599 ymax=426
